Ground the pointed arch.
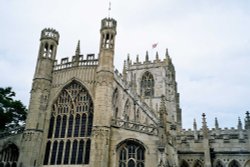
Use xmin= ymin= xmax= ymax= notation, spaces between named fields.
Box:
xmin=116 ymin=139 xmax=145 ymax=167
xmin=180 ymin=160 xmax=189 ymax=167
xmin=140 ymin=71 xmax=154 ymax=97
xmin=229 ymin=160 xmax=240 ymax=167
xmin=44 ymin=80 xmax=94 ymax=165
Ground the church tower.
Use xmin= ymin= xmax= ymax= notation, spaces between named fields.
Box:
xmin=19 ymin=28 xmax=59 ymax=167
xmin=90 ymin=18 xmax=117 ymax=167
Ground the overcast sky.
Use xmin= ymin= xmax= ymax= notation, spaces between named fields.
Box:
xmin=1 ymin=0 xmax=250 ymax=129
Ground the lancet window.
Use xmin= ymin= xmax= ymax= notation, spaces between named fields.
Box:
xmin=140 ymin=71 xmax=154 ymax=97
xmin=117 ymin=140 xmax=145 ymax=167
xmin=43 ymin=81 xmax=93 ymax=165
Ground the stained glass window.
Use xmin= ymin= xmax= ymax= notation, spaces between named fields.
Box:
xmin=44 ymin=81 xmax=93 ymax=165
xmin=118 ymin=140 xmax=145 ymax=167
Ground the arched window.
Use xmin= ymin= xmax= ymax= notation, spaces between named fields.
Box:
xmin=229 ymin=160 xmax=240 ymax=167
xmin=44 ymin=81 xmax=94 ymax=165
xmin=141 ymin=71 xmax=154 ymax=97
xmin=117 ymin=139 xmax=145 ymax=167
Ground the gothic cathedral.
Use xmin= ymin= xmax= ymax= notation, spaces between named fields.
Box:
xmin=1 ymin=17 xmax=250 ymax=167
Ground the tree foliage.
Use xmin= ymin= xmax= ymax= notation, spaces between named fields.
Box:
xmin=0 ymin=87 xmax=27 ymax=131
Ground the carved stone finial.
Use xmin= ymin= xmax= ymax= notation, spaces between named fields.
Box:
xmin=75 ymin=40 xmax=80 ymax=55
xmin=238 ymin=117 xmax=242 ymax=130
xmin=202 ymin=113 xmax=208 ymax=138
xmin=215 ymin=117 xmax=219 ymax=129
xmin=165 ymin=48 xmax=169 ymax=58
xmin=193 ymin=119 xmax=197 ymax=131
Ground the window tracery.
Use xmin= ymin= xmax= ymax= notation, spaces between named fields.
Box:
xmin=140 ymin=72 xmax=154 ymax=97
xmin=43 ymin=81 xmax=93 ymax=165
xmin=117 ymin=140 xmax=145 ymax=167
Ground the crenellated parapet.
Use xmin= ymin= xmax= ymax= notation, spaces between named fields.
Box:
xmin=53 ymin=54 xmax=98 ymax=71
xmin=124 ymin=49 xmax=174 ymax=71
xmin=41 ymin=28 xmax=60 ymax=44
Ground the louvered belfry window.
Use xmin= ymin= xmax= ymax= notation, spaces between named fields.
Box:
xmin=43 ymin=81 xmax=93 ymax=165
xmin=141 ymin=71 xmax=154 ymax=97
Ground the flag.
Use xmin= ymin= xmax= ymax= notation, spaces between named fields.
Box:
xmin=152 ymin=43 xmax=158 ymax=49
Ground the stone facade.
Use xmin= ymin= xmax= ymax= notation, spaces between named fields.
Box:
xmin=0 ymin=17 xmax=250 ymax=167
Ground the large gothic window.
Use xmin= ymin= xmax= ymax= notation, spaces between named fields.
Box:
xmin=117 ymin=140 xmax=145 ymax=167
xmin=43 ymin=81 xmax=93 ymax=165
xmin=140 ymin=71 xmax=154 ymax=97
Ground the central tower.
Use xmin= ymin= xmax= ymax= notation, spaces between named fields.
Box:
xmin=90 ymin=18 xmax=117 ymax=167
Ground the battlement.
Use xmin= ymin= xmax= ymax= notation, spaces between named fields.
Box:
xmin=41 ymin=28 xmax=60 ymax=43
xmin=124 ymin=49 xmax=174 ymax=71
xmin=53 ymin=54 xmax=98 ymax=71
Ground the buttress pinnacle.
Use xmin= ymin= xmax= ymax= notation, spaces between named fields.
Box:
xmin=75 ymin=40 xmax=81 ymax=55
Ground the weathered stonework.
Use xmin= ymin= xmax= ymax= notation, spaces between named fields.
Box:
xmin=0 ymin=17 xmax=250 ymax=167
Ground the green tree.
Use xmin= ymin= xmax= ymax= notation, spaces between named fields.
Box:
xmin=0 ymin=87 xmax=27 ymax=131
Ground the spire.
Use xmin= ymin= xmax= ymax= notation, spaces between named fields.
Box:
xmin=202 ymin=113 xmax=208 ymax=138
xmin=238 ymin=117 xmax=242 ymax=130
xmin=215 ymin=117 xmax=219 ymax=129
xmin=193 ymin=118 xmax=198 ymax=140
xmin=145 ymin=51 xmax=149 ymax=62
xmin=75 ymin=40 xmax=80 ymax=55
xmin=165 ymin=48 xmax=170 ymax=59
xmin=193 ymin=119 xmax=197 ymax=131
